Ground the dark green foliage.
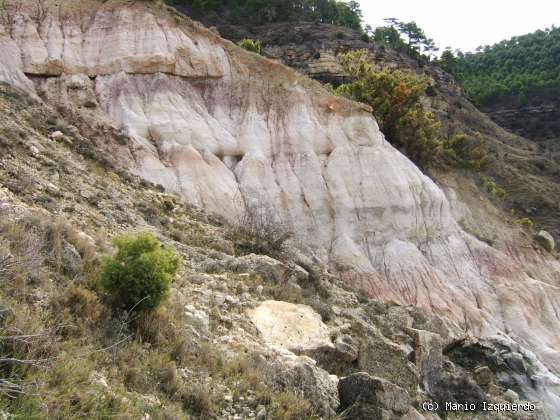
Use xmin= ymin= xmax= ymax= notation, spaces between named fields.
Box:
xmin=100 ymin=233 xmax=180 ymax=311
xmin=442 ymin=133 xmax=490 ymax=171
xmin=238 ymin=38 xmax=261 ymax=54
xmin=374 ymin=18 xmax=438 ymax=61
xmin=167 ymin=0 xmax=363 ymax=31
xmin=335 ymin=50 xmax=442 ymax=167
xmin=335 ymin=51 xmax=489 ymax=170
xmin=438 ymin=47 xmax=458 ymax=74
xmin=452 ymin=26 xmax=560 ymax=105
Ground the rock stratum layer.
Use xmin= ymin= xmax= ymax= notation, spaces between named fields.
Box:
xmin=1 ymin=1 xmax=560 ymax=413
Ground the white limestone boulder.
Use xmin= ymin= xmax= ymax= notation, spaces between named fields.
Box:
xmin=249 ymin=300 xmax=334 ymax=354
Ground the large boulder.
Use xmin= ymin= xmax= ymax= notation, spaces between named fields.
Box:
xmin=338 ymin=372 xmax=414 ymax=419
xmin=254 ymin=351 xmax=339 ymax=418
xmin=429 ymin=370 xmax=486 ymax=411
xmin=248 ymin=300 xmax=334 ymax=354
xmin=358 ymin=331 xmax=419 ymax=397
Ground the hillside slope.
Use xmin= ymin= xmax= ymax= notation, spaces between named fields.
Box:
xmin=1 ymin=76 xmax=553 ymax=419
xmin=453 ymin=26 xmax=560 ymax=154
xmin=1 ymin=0 xmax=560 ymax=417
xmin=480 ymin=87 xmax=560 ymax=148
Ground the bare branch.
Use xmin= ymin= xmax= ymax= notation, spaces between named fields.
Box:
xmin=0 ymin=378 xmax=25 ymax=398
xmin=0 ymin=331 xmax=52 ymax=342
xmin=0 ymin=357 xmax=48 ymax=366
xmin=234 ymin=199 xmax=292 ymax=258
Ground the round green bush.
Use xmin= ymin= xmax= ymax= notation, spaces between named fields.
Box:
xmin=100 ymin=233 xmax=180 ymax=311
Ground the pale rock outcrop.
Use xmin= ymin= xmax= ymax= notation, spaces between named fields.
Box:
xmin=536 ymin=230 xmax=555 ymax=252
xmin=1 ymin=3 xmax=560 ymax=415
xmin=0 ymin=23 xmax=36 ymax=93
xmin=249 ymin=300 xmax=334 ymax=354
xmin=184 ymin=305 xmax=210 ymax=336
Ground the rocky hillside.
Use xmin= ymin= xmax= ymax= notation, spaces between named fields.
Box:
xmin=446 ymin=25 xmax=560 ymax=157
xmin=1 ymin=78 xmax=554 ymax=419
xmin=481 ymin=87 xmax=560 ymax=148
xmin=1 ymin=0 xmax=560 ymax=418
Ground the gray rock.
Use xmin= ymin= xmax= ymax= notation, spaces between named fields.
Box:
xmin=28 ymin=144 xmax=40 ymax=157
xmin=338 ymin=372 xmax=412 ymax=419
xmin=358 ymin=331 xmax=419 ymax=397
xmin=474 ymin=365 xmax=493 ymax=386
xmin=61 ymin=240 xmax=82 ymax=277
xmin=334 ymin=334 xmax=359 ymax=363
xmin=287 ymin=262 xmax=309 ymax=282
xmin=50 ymin=130 xmax=65 ymax=141
xmin=234 ymin=254 xmax=289 ymax=283
xmin=213 ymin=292 xmax=226 ymax=306
xmin=407 ymin=328 xmax=443 ymax=393
xmin=503 ymin=351 xmax=526 ymax=373
xmin=184 ymin=305 xmax=209 ymax=335
xmin=504 ymin=388 xmax=519 ymax=402
xmin=186 ymin=273 xmax=211 ymax=285
xmin=254 ymin=353 xmax=339 ymax=417
xmin=224 ymin=295 xmax=240 ymax=306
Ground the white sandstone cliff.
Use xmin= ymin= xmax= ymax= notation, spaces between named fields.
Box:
xmin=1 ymin=1 xmax=559 ymax=408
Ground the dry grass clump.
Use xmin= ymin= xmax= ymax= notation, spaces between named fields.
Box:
xmin=178 ymin=383 xmax=215 ymax=417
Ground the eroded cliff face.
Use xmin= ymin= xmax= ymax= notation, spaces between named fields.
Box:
xmin=1 ymin=0 xmax=560 ymax=405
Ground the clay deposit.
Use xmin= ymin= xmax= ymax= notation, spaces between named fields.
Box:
xmin=1 ymin=2 xmax=559 ymax=407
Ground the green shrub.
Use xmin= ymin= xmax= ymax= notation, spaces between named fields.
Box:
xmin=442 ymin=133 xmax=490 ymax=171
xmin=237 ymin=38 xmax=261 ymax=54
xmin=515 ymin=217 xmax=534 ymax=230
xmin=481 ymin=176 xmax=507 ymax=201
xmin=335 ymin=50 xmax=443 ymax=167
xmin=334 ymin=50 xmax=489 ymax=169
xmin=100 ymin=233 xmax=179 ymax=311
